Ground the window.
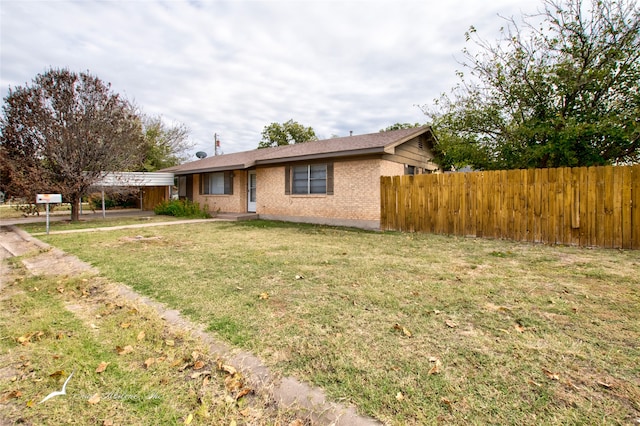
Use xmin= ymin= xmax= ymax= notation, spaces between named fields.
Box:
xmin=285 ymin=163 xmax=333 ymax=195
xmin=201 ymin=172 xmax=233 ymax=195
xmin=405 ymin=165 xmax=416 ymax=175
xmin=293 ymin=164 xmax=326 ymax=194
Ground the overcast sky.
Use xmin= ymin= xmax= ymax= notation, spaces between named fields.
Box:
xmin=1 ymin=0 xmax=537 ymax=158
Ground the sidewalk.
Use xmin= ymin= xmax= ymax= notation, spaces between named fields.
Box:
xmin=0 ymin=210 xmax=258 ymax=233
xmin=0 ymin=208 xmax=156 ymax=227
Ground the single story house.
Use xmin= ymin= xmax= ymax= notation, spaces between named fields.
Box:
xmin=163 ymin=126 xmax=439 ymax=229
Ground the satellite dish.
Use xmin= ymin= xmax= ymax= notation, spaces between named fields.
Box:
xmin=195 ymin=151 xmax=207 ymax=159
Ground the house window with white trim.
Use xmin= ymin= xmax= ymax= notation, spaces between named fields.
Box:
xmin=200 ymin=172 xmax=233 ymax=195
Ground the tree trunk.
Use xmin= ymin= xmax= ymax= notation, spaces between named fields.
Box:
xmin=70 ymin=195 xmax=81 ymax=222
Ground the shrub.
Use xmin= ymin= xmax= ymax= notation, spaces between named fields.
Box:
xmin=154 ymin=199 xmax=210 ymax=218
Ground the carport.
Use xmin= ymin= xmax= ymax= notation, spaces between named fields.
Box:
xmin=92 ymin=172 xmax=174 ymax=217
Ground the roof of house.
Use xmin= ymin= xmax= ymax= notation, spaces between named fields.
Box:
xmin=164 ymin=126 xmax=435 ymax=175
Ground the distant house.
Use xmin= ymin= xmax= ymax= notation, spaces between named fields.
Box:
xmin=163 ymin=126 xmax=439 ymax=229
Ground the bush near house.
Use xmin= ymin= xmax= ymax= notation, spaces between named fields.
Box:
xmin=153 ymin=199 xmax=210 ymax=218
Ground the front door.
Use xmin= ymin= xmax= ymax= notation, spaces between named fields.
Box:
xmin=247 ymin=170 xmax=256 ymax=212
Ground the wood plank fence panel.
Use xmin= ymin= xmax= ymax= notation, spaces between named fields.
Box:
xmin=380 ymin=165 xmax=639 ymax=249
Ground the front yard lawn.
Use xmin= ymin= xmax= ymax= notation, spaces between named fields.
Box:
xmin=37 ymin=220 xmax=640 ymax=425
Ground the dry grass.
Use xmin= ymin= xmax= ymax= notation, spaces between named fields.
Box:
xmin=33 ymin=220 xmax=640 ymax=425
xmin=0 ymin=252 xmax=300 ymax=425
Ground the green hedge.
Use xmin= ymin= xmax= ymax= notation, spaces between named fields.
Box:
xmin=153 ymin=199 xmax=210 ymax=218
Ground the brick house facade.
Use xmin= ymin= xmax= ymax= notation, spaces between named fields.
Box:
xmin=164 ymin=126 xmax=439 ymax=229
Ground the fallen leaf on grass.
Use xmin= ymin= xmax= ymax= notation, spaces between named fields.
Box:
xmin=428 ymin=364 xmax=440 ymax=375
xmin=395 ymin=392 xmax=404 ymax=401
xmin=542 ymin=368 xmax=560 ymax=381
xmin=49 ymin=370 xmax=66 ymax=378
xmin=184 ymin=413 xmax=193 ymax=425
xmin=0 ymin=390 xmax=22 ymax=402
xmin=17 ymin=331 xmax=44 ymax=345
xmin=288 ymin=420 xmax=304 ymax=426
xmin=428 ymin=357 xmax=442 ymax=375
xmin=144 ymin=358 xmax=155 ymax=369
xmin=193 ymin=361 xmax=205 ymax=370
xmin=165 ymin=339 xmax=175 ymax=347
xmin=26 ymin=400 xmax=35 ymax=407
xmin=56 ymin=287 xmax=64 ymax=294
xmin=295 ymin=274 xmax=304 ymax=280
xmin=95 ymin=362 xmax=110 ymax=373
xmin=116 ymin=345 xmax=134 ymax=355
xmin=514 ymin=324 xmax=525 ymax=333
xmin=597 ymin=380 xmax=613 ymax=389
xmin=137 ymin=331 xmax=146 ymax=341
xmin=225 ymin=375 xmax=243 ymax=392
xmin=445 ymin=319 xmax=458 ymax=328
xmin=527 ymin=379 xmax=542 ymax=387
xmin=393 ymin=323 xmax=412 ymax=337
xmin=259 ymin=292 xmax=269 ymax=300
xmin=191 ymin=370 xmax=211 ymax=379
xmin=440 ymin=397 xmax=453 ymax=410
xmin=217 ymin=360 xmax=237 ymax=376
xmin=235 ymin=387 xmax=252 ymax=400
xmin=87 ymin=394 xmax=101 ymax=405
xmin=120 ymin=322 xmax=131 ymax=329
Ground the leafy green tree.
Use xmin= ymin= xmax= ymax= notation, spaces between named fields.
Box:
xmin=140 ymin=115 xmax=192 ymax=171
xmin=258 ymin=119 xmax=317 ymax=148
xmin=0 ymin=68 xmax=145 ymax=220
xmin=380 ymin=123 xmax=422 ymax=132
xmin=424 ymin=0 xmax=639 ymax=170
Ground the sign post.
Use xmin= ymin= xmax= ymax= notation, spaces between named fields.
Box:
xmin=36 ymin=194 xmax=62 ymax=235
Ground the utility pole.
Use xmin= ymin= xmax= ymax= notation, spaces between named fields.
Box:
xmin=214 ymin=133 xmax=222 ymax=156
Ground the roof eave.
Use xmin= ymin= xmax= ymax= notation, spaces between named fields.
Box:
xmin=255 ymin=147 xmax=386 ymax=165
xmin=172 ymin=163 xmax=251 ymax=175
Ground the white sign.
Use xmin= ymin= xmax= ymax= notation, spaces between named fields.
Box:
xmin=36 ymin=194 xmax=62 ymax=204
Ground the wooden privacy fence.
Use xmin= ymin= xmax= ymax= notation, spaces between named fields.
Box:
xmin=380 ymin=165 xmax=640 ymax=249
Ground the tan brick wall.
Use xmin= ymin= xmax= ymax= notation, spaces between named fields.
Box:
xmin=188 ymin=159 xmax=406 ymax=221
xmin=256 ymin=158 xmax=392 ymax=221
xmin=191 ymin=172 xmax=247 ymax=214
xmin=380 ymin=160 xmax=405 ymax=177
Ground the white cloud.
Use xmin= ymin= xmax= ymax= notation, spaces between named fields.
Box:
xmin=1 ymin=0 xmax=538 ymax=157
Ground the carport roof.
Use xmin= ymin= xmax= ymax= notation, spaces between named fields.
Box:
xmin=93 ymin=172 xmax=174 ymax=187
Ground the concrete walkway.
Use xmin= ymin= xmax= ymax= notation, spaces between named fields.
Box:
xmin=0 ymin=221 xmax=383 ymax=426
xmin=0 ymin=208 xmax=157 ymax=227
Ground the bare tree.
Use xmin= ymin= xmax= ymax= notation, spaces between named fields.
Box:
xmin=0 ymin=68 xmax=145 ymax=220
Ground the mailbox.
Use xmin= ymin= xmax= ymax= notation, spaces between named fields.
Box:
xmin=36 ymin=194 xmax=62 ymax=204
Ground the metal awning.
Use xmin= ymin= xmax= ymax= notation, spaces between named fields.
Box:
xmin=94 ymin=172 xmax=174 ymax=187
